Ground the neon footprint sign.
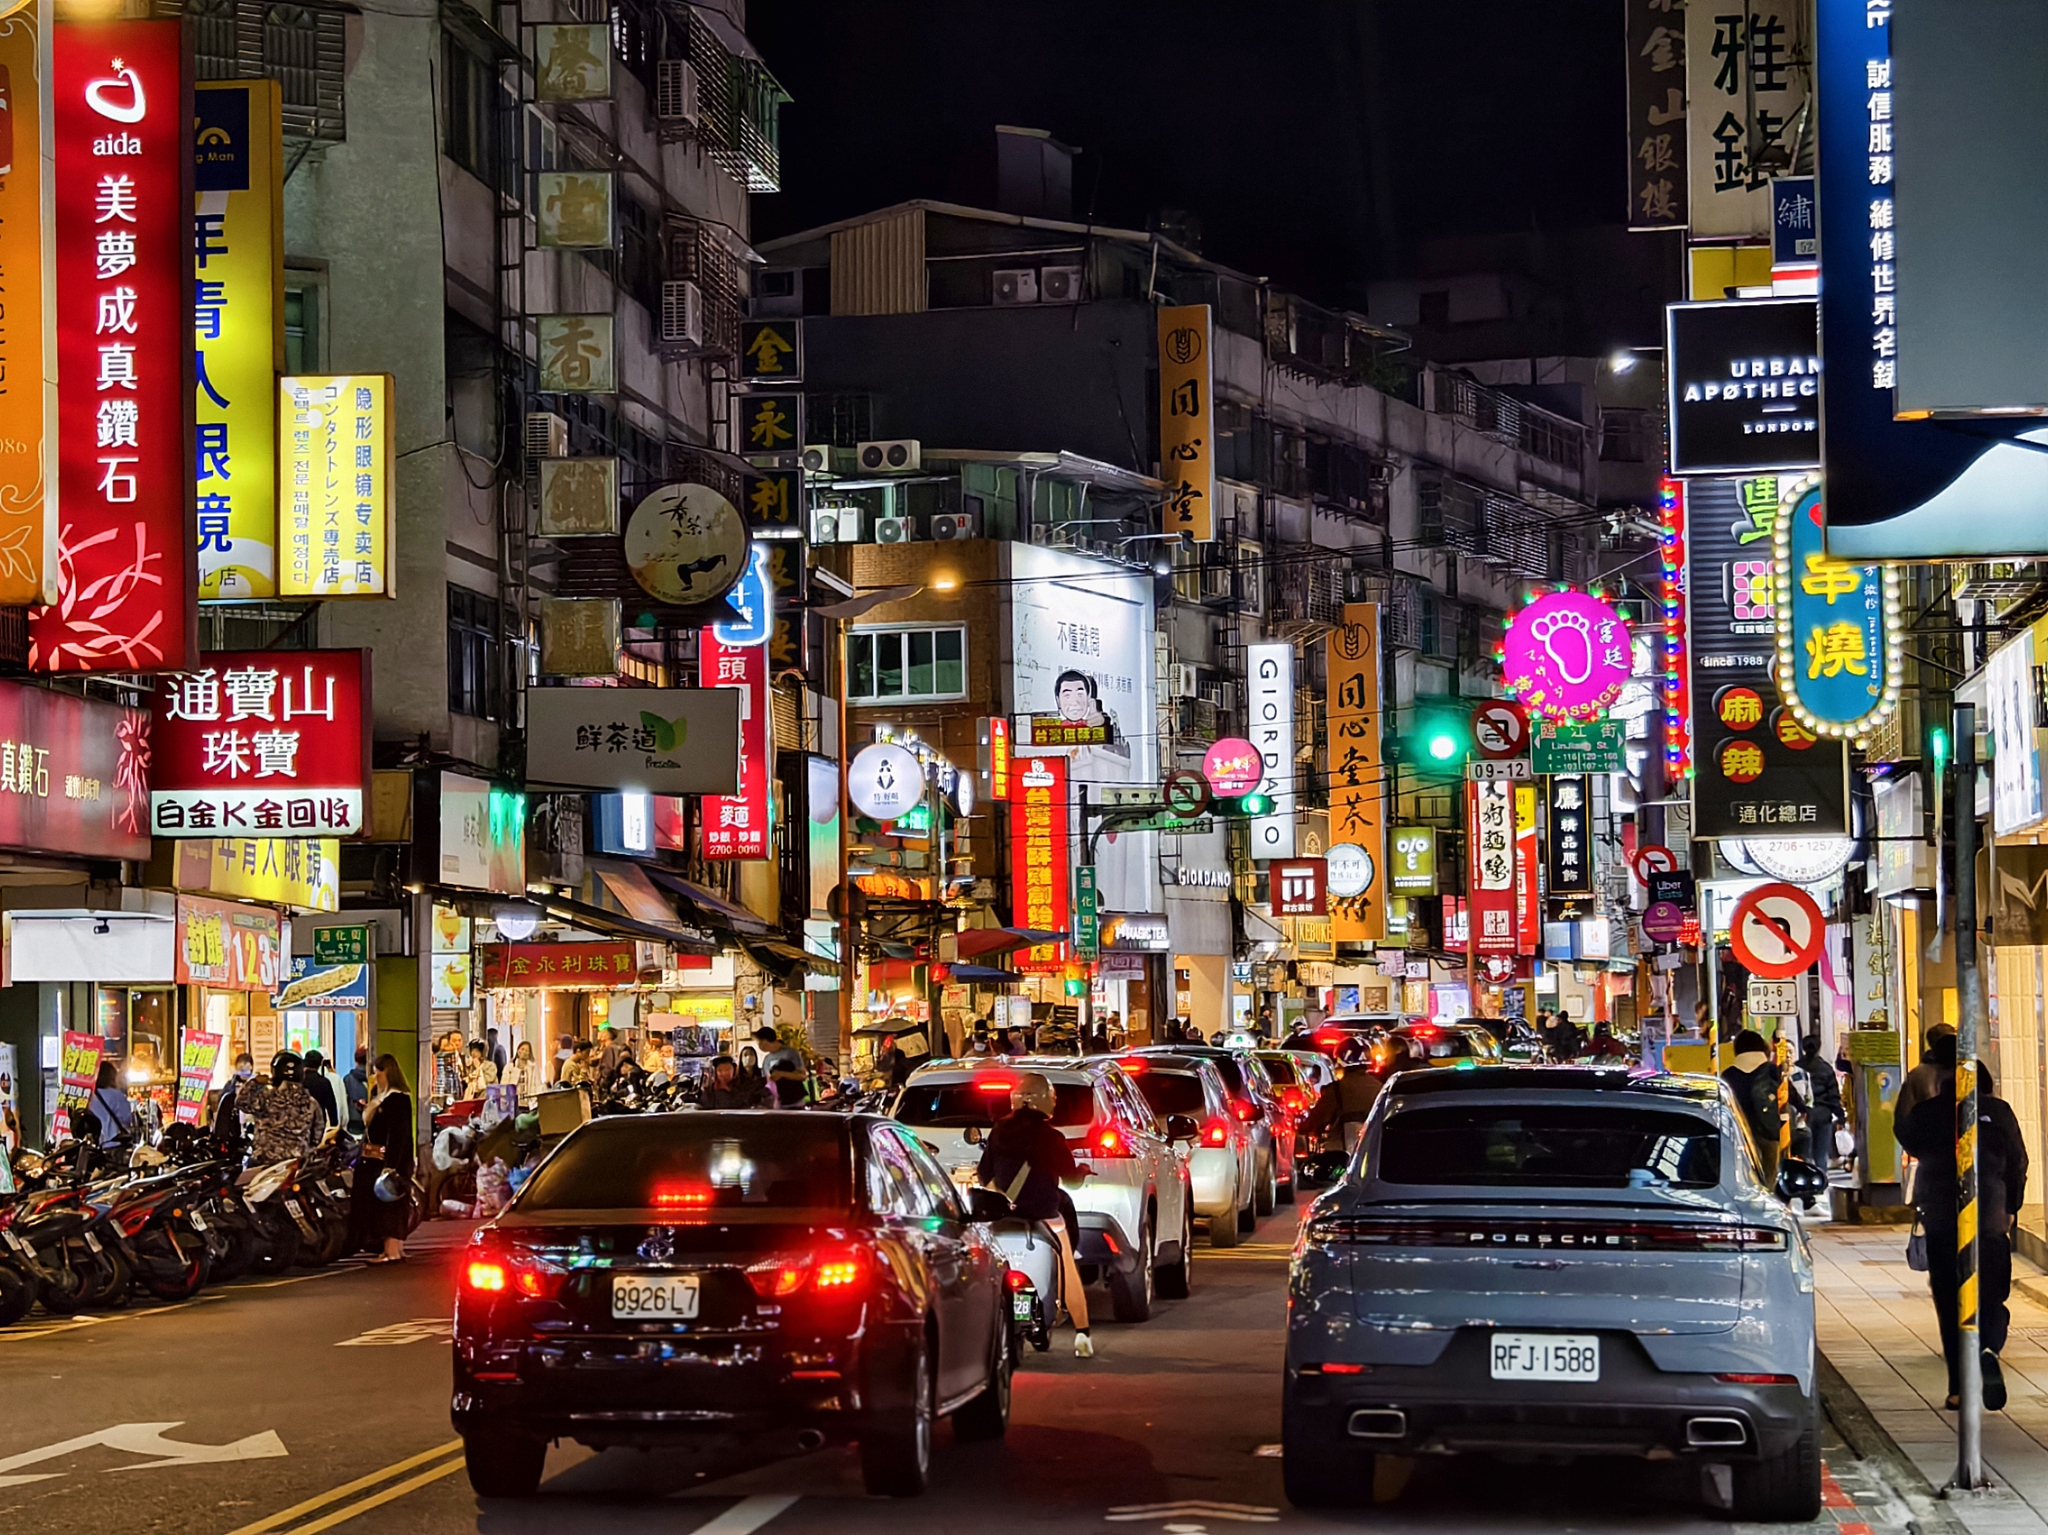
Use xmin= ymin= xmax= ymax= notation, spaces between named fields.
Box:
xmin=1500 ymin=589 xmax=1630 ymax=721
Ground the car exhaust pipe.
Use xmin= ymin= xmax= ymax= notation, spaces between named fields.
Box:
xmin=1346 ymin=1408 xmax=1407 ymax=1440
xmin=794 ymin=1429 xmax=825 ymax=1452
xmin=1685 ymin=1416 xmax=1748 ymax=1448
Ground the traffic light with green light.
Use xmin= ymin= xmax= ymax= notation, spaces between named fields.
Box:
xmin=1391 ymin=702 xmax=1473 ymax=771
xmin=1214 ymin=790 xmax=1277 ymax=819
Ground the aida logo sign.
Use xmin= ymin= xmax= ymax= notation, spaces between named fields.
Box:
xmin=86 ymin=59 xmax=145 ymax=152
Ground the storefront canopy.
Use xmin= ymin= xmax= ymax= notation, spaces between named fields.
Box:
xmin=939 ymin=963 xmax=1023 ymax=984
xmin=8 ymin=911 xmax=175 ymax=983
xmin=644 ymin=868 xmax=772 ymax=937
xmin=533 ymin=892 xmax=718 ymax=954
xmin=953 ymin=927 xmax=1064 ymax=959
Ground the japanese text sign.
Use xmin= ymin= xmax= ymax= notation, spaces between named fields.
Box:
xmin=280 ymin=374 xmax=391 ymax=596
xmin=699 ymin=627 xmax=769 ymax=859
xmin=0 ymin=8 xmax=56 ymax=606
xmin=1010 ymin=755 xmax=1070 ymax=973
xmin=35 ymin=21 xmax=197 ymax=674
xmin=175 ymin=893 xmax=280 ymax=990
xmin=525 ymin=686 xmax=740 ymax=796
xmin=479 ymin=940 xmax=644 ymax=989
xmin=173 ymin=1028 xmax=222 ymax=1124
xmin=0 ymin=679 xmax=148 ymax=860
xmin=151 ymin=649 xmax=369 ymax=837
xmin=193 ymin=80 xmax=283 ymax=599
xmin=1325 ymin=606 xmax=1384 ymax=942
xmin=1545 ymin=773 xmax=1594 ymax=896
xmin=1156 ymin=305 xmax=1213 ymax=542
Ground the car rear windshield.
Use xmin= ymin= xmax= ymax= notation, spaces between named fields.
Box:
xmin=1207 ymin=1056 xmax=1247 ymax=1096
xmin=895 ymin=1081 xmax=1096 ymax=1129
xmin=1376 ymin=1103 xmax=1722 ymax=1189
xmin=1133 ymin=1072 xmax=1208 ymax=1118
xmin=1256 ymin=1055 xmax=1299 ymax=1085
xmin=1398 ymin=1031 xmax=1476 ymax=1060
xmin=515 ymin=1116 xmax=852 ymax=1211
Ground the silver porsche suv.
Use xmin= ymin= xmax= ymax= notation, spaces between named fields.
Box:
xmin=1283 ymin=1067 xmax=1821 ymax=1522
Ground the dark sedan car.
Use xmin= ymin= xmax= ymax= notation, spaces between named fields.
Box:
xmin=452 ymin=1111 xmax=1013 ymax=1498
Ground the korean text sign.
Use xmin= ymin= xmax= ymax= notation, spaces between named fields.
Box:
xmin=1156 ymin=305 xmax=1213 ymax=542
xmin=1010 ymin=755 xmax=1070 ymax=973
xmin=0 ymin=6 xmax=57 ymax=606
xmin=193 ymin=80 xmax=282 ymax=599
xmin=699 ymin=627 xmax=768 ymax=859
xmin=280 ymin=374 xmax=392 ymax=596
xmin=151 ymin=649 xmax=370 ymax=837
xmin=35 ymin=21 xmax=197 ymax=674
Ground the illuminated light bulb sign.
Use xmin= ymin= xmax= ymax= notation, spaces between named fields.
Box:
xmin=1500 ymin=589 xmax=1630 ymax=721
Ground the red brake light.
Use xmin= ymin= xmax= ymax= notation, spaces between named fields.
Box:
xmin=1202 ymin=1117 xmax=1230 ymax=1147
xmin=1005 ymin=1268 xmax=1033 ymax=1291
xmin=1231 ymin=1100 xmax=1257 ymax=1122
xmin=1716 ymin=1373 xmax=1798 ymax=1385
xmin=746 ymin=1255 xmax=812 ymax=1298
xmin=975 ymin=1077 xmax=1017 ymax=1094
xmin=1087 ymin=1123 xmax=1136 ymax=1158
xmin=1116 ymin=1057 xmax=1147 ymax=1074
xmin=813 ymin=1249 xmax=869 ymax=1290
xmin=748 ymin=1244 xmax=872 ymax=1299
xmin=1313 ymin=1028 xmax=1342 ymax=1047
xmin=465 ymin=1260 xmax=508 ymax=1293
xmin=652 ymin=1184 xmax=713 ymax=1210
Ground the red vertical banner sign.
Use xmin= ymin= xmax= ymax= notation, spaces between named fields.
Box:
xmin=699 ymin=628 xmax=768 ymax=859
xmin=1010 ymin=754 xmax=1069 ymax=972
xmin=1513 ymin=781 xmax=1539 ymax=956
xmin=1467 ymin=779 xmax=1517 ymax=956
xmin=35 ymin=22 xmax=195 ymax=673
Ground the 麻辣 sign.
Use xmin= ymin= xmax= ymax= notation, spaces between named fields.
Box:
xmin=150 ymin=650 xmax=370 ymax=837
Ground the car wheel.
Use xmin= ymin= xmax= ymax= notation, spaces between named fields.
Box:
xmin=1254 ymin=1153 xmax=1278 ymax=1217
xmin=1157 ymin=1199 xmax=1194 ymax=1299
xmin=463 ymin=1432 xmax=546 ymax=1498
xmin=861 ymin=1335 xmax=934 ymax=1497
xmin=1109 ymin=1216 xmax=1154 ymax=1323
xmin=1282 ymin=1385 xmax=1370 ymax=1508
xmin=1206 ymin=1202 xmax=1241 ymax=1248
xmin=952 ymin=1314 xmax=1011 ymax=1442
xmin=1723 ymin=1390 xmax=1821 ymax=1522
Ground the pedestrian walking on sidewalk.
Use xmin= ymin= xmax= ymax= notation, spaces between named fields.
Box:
xmin=1895 ymin=1024 xmax=1956 ymax=1126
xmin=1897 ymin=1057 xmax=2029 ymax=1413
xmin=1722 ymin=1029 xmax=1784 ymax=1185
xmin=1798 ymin=1034 xmax=1845 ymax=1165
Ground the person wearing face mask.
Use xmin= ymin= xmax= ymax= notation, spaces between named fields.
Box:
xmin=212 ymin=1053 xmax=258 ymax=1138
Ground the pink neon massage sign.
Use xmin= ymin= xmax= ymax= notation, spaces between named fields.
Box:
xmin=1501 ymin=590 xmax=1630 ymax=722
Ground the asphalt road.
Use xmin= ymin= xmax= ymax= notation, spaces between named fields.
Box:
xmin=0 ymin=1207 xmax=1932 ymax=1535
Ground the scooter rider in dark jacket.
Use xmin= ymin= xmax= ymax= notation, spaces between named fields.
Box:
xmin=977 ymin=1072 xmax=1094 ymax=1358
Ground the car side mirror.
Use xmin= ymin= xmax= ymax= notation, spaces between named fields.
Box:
xmin=965 ymin=1186 xmax=1012 ymax=1223
xmin=962 ymin=1125 xmax=984 ymax=1146
xmin=1165 ymin=1114 xmax=1199 ymax=1143
xmin=1775 ymin=1156 xmax=1828 ymax=1203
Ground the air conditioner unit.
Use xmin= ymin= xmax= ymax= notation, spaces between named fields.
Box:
xmin=655 ymin=59 xmax=699 ymax=127
xmin=930 ymin=511 xmax=980 ymax=542
xmin=811 ymin=507 xmax=856 ymax=544
xmin=524 ymin=412 xmax=569 ymax=460
xmin=991 ymin=268 xmax=1039 ymax=305
xmin=800 ymin=444 xmax=834 ymax=475
xmin=1170 ymin=663 xmax=1199 ymax=699
xmin=1039 ymin=265 xmax=1082 ymax=302
xmin=1028 ymin=522 xmax=1051 ymax=547
xmin=856 ymin=439 xmax=920 ymax=472
xmin=660 ymin=280 xmax=704 ymax=348
xmin=873 ymin=516 xmax=915 ymax=545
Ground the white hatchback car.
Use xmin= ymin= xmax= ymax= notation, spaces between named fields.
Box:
xmin=893 ymin=1056 xmax=1195 ymax=1320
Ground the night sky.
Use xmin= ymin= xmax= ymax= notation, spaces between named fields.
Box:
xmin=748 ymin=1 xmax=1627 ymax=309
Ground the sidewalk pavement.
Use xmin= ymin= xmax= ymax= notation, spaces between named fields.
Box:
xmin=1816 ymin=1221 xmax=2048 ymax=1534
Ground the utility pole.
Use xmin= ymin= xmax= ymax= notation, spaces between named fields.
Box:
xmin=1953 ymin=703 xmax=1984 ymax=1490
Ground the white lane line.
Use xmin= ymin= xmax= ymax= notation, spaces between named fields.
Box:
xmin=682 ymin=1494 xmax=800 ymax=1534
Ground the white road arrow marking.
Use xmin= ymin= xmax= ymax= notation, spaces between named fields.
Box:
xmin=336 ymin=1317 xmax=450 ymax=1347
xmin=1106 ymin=1499 xmax=1280 ymax=1524
xmin=0 ymin=1422 xmax=288 ymax=1486
xmin=681 ymin=1494 xmax=799 ymax=1534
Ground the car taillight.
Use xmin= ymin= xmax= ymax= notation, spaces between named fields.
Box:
xmin=464 ymin=1253 xmax=565 ymax=1299
xmin=748 ymin=1244 xmax=872 ymax=1299
xmin=975 ymin=1077 xmax=1017 ymax=1094
xmin=1310 ymin=1218 xmax=1790 ymax=1252
xmin=465 ymin=1260 xmax=508 ymax=1293
xmin=1231 ymin=1100 xmax=1257 ymax=1122
xmin=651 ymin=1184 xmax=714 ymax=1211
xmin=1202 ymin=1118 xmax=1230 ymax=1147
xmin=1087 ymin=1124 xmax=1137 ymax=1158
xmin=1005 ymin=1268 xmax=1034 ymax=1292
xmin=1716 ymin=1373 xmax=1798 ymax=1385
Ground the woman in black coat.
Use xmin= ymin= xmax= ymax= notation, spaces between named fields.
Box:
xmin=350 ymin=1054 xmax=416 ymax=1263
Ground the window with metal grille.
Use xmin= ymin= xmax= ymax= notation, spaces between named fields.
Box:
xmin=808 ymin=392 xmax=874 ymax=449
xmin=178 ymin=0 xmax=345 ymax=139
xmin=441 ymin=32 xmax=501 ymax=188
xmin=190 ymin=0 xmax=239 ymax=77
xmin=448 ymin=585 xmax=502 ymax=720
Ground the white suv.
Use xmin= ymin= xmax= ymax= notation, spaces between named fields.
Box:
xmin=893 ymin=1056 xmax=1195 ymax=1320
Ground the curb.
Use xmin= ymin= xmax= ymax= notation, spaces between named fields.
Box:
xmin=1819 ymin=1350 xmax=1972 ymax=1535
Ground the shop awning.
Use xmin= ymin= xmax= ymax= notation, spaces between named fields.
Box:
xmin=952 ymin=926 xmax=1063 ymax=959
xmin=7 ymin=911 xmax=175 ymax=983
xmin=533 ymin=893 xmax=718 ymax=954
xmin=938 ymin=962 xmax=1022 ymax=984
xmin=591 ymin=861 xmax=694 ymax=932
xmin=644 ymin=868 xmax=772 ymax=936
xmin=741 ymin=935 xmax=841 ymax=983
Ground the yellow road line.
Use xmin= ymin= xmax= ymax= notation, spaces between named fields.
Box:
xmin=221 ymin=1439 xmax=463 ymax=1535
xmin=275 ymin=1457 xmax=466 ymax=1535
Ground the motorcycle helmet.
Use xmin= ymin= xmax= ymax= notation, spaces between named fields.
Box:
xmin=373 ymin=1169 xmax=408 ymax=1203
xmin=270 ymin=1050 xmax=303 ymax=1083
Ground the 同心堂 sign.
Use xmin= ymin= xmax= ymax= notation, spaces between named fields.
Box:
xmin=151 ymin=650 xmax=370 ymax=837
xmin=524 ymin=687 xmax=741 ymax=795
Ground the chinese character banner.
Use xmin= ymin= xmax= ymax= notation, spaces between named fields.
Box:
xmin=280 ymin=373 xmax=391 ymax=596
xmin=698 ymin=628 xmax=768 ymax=859
xmin=1156 ymin=305 xmax=1214 ymax=543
